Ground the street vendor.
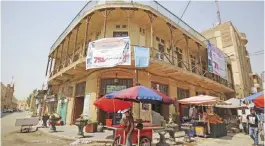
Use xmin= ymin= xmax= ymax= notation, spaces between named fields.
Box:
xmin=121 ymin=108 xmax=134 ymax=146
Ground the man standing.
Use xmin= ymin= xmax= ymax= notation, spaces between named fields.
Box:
xmin=247 ymin=109 xmax=259 ymax=146
xmin=123 ymin=108 xmax=134 ymax=146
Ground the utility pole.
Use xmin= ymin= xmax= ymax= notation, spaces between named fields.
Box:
xmin=215 ymin=0 xmax=221 ymax=25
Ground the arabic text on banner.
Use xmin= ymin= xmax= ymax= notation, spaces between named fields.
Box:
xmin=134 ymin=46 xmax=150 ymax=68
xmin=207 ymin=41 xmax=227 ymax=79
xmin=86 ymin=37 xmax=131 ymax=69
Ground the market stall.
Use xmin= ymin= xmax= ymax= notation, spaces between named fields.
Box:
xmin=178 ymin=95 xmax=227 ymax=138
xmin=215 ymin=98 xmax=249 ymax=133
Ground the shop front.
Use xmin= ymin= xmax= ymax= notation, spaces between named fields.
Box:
xmin=98 ymin=78 xmax=133 ymax=125
xmin=178 ymin=95 xmax=227 ymax=138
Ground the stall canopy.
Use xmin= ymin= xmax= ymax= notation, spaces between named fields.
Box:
xmin=215 ymin=98 xmax=247 ymax=109
xmin=178 ymin=95 xmax=219 ymax=105
xmin=253 ymin=93 xmax=264 ymax=108
xmin=243 ymin=91 xmax=264 ymax=108
xmin=94 ymin=96 xmax=132 ymax=112
xmin=244 ymin=91 xmax=264 ymax=101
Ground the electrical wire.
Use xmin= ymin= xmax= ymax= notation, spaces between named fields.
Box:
xmin=178 ymin=0 xmax=191 ymax=24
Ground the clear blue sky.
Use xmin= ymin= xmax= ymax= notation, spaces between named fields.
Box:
xmin=1 ymin=1 xmax=264 ymax=100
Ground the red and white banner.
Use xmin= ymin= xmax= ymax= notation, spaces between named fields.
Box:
xmin=86 ymin=37 xmax=131 ymax=69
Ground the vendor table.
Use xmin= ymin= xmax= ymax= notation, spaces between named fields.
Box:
xmin=104 ymin=124 xmax=163 ymax=146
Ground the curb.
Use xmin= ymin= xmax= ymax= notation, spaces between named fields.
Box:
xmin=38 ymin=128 xmax=114 ymax=143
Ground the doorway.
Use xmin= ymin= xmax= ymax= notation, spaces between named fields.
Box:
xmin=151 ymin=82 xmax=169 ymax=120
xmin=72 ymin=82 xmax=86 ymax=124
xmin=98 ymin=78 xmax=133 ymax=124
xmin=73 ymin=96 xmax=84 ymax=123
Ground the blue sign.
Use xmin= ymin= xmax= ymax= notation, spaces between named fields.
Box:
xmin=134 ymin=46 xmax=150 ymax=68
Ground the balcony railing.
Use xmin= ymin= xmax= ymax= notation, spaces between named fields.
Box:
xmin=50 ymin=44 xmax=233 ymax=89
xmin=150 ymin=47 xmax=233 ymax=89
xmin=49 ymin=0 xmax=208 ymax=53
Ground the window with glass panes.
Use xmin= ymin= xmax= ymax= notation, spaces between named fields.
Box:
xmin=113 ymin=31 xmax=128 ymax=37
xmin=177 ymin=88 xmax=189 ymax=100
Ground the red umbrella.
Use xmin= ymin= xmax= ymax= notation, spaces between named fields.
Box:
xmin=94 ymin=96 xmax=132 ymax=112
xmin=253 ymin=94 xmax=264 ymax=108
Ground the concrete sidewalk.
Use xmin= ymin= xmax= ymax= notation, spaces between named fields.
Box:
xmin=39 ymin=125 xmax=114 ymax=142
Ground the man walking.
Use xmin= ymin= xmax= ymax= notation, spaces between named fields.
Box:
xmin=247 ymin=109 xmax=259 ymax=146
xmin=240 ymin=109 xmax=248 ymax=134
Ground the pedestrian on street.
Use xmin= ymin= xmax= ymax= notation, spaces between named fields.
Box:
xmin=240 ymin=109 xmax=248 ymax=134
xmin=247 ymin=108 xmax=259 ymax=146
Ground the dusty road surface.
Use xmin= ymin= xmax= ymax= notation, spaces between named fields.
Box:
xmin=1 ymin=111 xmax=72 ymax=146
xmin=1 ymin=111 xmax=112 ymax=146
xmin=3 ymin=130 xmax=73 ymax=146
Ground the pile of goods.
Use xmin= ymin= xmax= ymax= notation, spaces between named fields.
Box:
xmin=207 ymin=113 xmax=223 ymax=124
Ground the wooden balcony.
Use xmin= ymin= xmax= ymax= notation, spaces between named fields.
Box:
xmin=48 ymin=44 xmax=234 ymax=93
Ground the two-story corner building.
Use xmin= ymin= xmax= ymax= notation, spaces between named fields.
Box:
xmin=45 ymin=1 xmax=234 ymax=125
xmin=201 ymin=21 xmax=253 ymax=98
xmin=252 ymin=72 xmax=263 ymax=92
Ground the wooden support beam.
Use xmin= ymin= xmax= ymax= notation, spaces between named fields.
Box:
xmin=122 ymin=8 xmax=137 ymax=37
xmin=59 ymin=41 xmax=64 ymax=66
xmin=196 ymin=42 xmax=202 ymax=74
xmin=83 ymin=15 xmax=92 ymax=56
xmin=45 ymin=56 xmax=50 ymax=76
xmin=184 ymin=34 xmax=190 ymax=71
xmin=54 ymin=48 xmax=59 ymax=70
xmin=49 ymin=57 xmax=53 ymax=74
xmin=166 ymin=22 xmax=176 ymax=65
xmin=65 ymin=33 xmax=71 ymax=62
xmin=72 ymin=24 xmax=81 ymax=58
xmin=147 ymin=12 xmax=157 ymax=49
xmin=99 ymin=8 xmax=115 ymax=38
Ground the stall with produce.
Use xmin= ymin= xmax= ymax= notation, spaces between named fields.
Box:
xmin=178 ymin=95 xmax=227 ymax=138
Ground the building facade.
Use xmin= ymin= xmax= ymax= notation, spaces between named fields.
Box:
xmin=252 ymin=72 xmax=263 ymax=92
xmin=29 ymin=90 xmax=37 ymax=112
xmin=201 ymin=21 xmax=253 ymax=98
xmin=17 ymin=100 xmax=28 ymax=111
xmin=46 ymin=1 xmax=234 ymax=124
xmin=1 ymin=83 xmax=15 ymax=110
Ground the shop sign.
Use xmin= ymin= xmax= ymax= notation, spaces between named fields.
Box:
xmin=86 ymin=37 xmax=131 ymax=69
xmin=106 ymin=85 xmax=127 ymax=94
xmin=134 ymin=46 xmax=150 ymax=68
xmin=207 ymin=40 xmax=227 ymax=79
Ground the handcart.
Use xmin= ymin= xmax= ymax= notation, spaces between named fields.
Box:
xmin=105 ymin=124 xmax=163 ymax=146
xmin=15 ymin=117 xmax=39 ymax=133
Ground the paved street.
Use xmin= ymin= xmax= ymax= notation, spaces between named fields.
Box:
xmin=1 ymin=111 xmax=263 ymax=146
xmin=194 ymin=133 xmax=264 ymax=146
xmin=1 ymin=111 xmax=73 ymax=146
